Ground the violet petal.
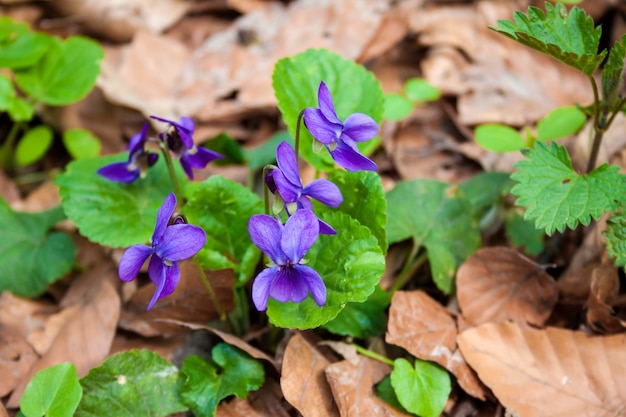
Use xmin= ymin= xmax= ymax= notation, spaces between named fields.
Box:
xmin=269 ymin=268 xmax=309 ymax=303
xmin=303 ymin=108 xmax=342 ymax=144
xmin=119 ymin=245 xmax=153 ymax=282
xmin=179 ymin=154 xmax=195 ymax=179
xmin=97 ymin=162 xmax=139 ymax=184
xmin=252 ymin=267 xmax=277 ymax=311
xmin=302 ymin=179 xmax=343 ymax=207
xmin=146 ymin=259 xmax=166 ymax=311
xmin=272 ymin=170 xmax=300 ymax=203
xmin=248 ymin=214 xmax=286 ymax=265
xmin=295 ymin=265 xmax=326 ymax=306
xmin=318 ymin=219 xmax=337 ymax=235
xmin=159 ymin=262 xmax=180 ymax=298
xmin=342 ymin=113 xmax=379 ymax=142
xmin=184 ymin=146 xmax=223 ymax=169
xmin=317 ymin=82 xmax=342 ymax=125
xmin=127 ymin=122 xmax=149 ymax=156
xmin=275 ymin=142 xmax=302 ymax=187
xmin=157 ymin=224 xmax=206 ymax=261
xmin=153 ymin=193 xmax=177 ymax=245
xmin=330 ymin=140 xmax=378 ymax=172
xmin=281 ymin=209 xmax=319 ymax=264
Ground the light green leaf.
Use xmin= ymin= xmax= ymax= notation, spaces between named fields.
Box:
xmin=56 ymin=155 xmax=184 ymax=248
xmin=76 ymin=350 xmax=186 ymax=417
xmin=15 ymin=125 xmax=53 ymax=166
xmin=491 ymin=2 xmax=605 ymax=75
xmin=0 ymin=73 xmax=16 ymax=110
xmin=604 ymin=203 xmax=626 ymax=267
xmin=20 ymin=363 xmax=82 ymax=417
xmin=62 ymin=128 xmax=101 ymax=160
xmin=383 ymin=93 xmax=413 ymax=122
xmin=322 ymin=285 xmax=390 ymax=338
xmin=0 ymin=17 xmax=50 ymax=69
xmin=475 ymin=124 xmax=525 ymax=153
xmin=243 ymin=130 xmax=294 ymax=171
xmin=0 ymin=201 xmax=75 ymax=297
xmin=505 ymin=211 xmax=545 ymax=255
xmin=273 ymin=48 xmax=384 ymax=171
xmin=536 ymin=106 xmax=586 ymax=141
xmin=180 ymin=344 xmax=265 ymax=417
xmin=267 ymin=211 xmax=385 ymax=329
xmin=404 ymin=78 xmax=441 ymax=102
xmin=386 ymin=179 xmax=481 ymax=293
xmin=7 ymin=96 xmax=34 ymax=121
xmin=390 ymin=358 xmax=451 ymax=417
xmin=511 ymin=141 xmax=626 ymax=235
xmin=601 ymin=34 xmax=626 ymax=113
xmin=14 ymin=36 xmax=103 ymax=105
xmin=184 ymin=175 xmax=263 ymax=284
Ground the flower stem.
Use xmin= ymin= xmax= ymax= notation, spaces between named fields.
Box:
xmin=195 ymin=262 xmax=232 ymax=333
xmin=0 ymin=121 xmax=25 ymax=169
xmin=390 ymin=242 xmax=428 ymax=294
xmin=351 ymin=343 xmax=394 ymax=366
xmin=295 ymin=109 xmax=305 ymax=158
xmin=262 ymin=165 xmax=272 ymax=215
xmin=159 ymin=142 xmax=183 ymax=203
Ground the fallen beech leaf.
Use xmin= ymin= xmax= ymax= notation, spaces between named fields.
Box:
xmin=0 ymin=401 xmax=7 ymax=417
xmin=119 ymin=265 xmax=235 ymax=337
xmin=7 ymin=265 xmax=120 ymax=407
xmin=0 ymin=292 xmax=54 ymax=339
xmin=318 ymin=341 xmax=360 ymax=366
xmin=281 ymin=333 xmax=339 ymax=417
xmin=458 ymin=322 xmax=626 ymax=417
xmin=218 ymin=378 xmax=290 ymax=417
xmin=0 ymin=333 xmax=38 ymax=397
xmin=586 ymin=262 xmax=624 ymax=334
xmin=457 ymin=247 xmax=558 ymax=326
xmin=325 ymin=356 xmax=410 ymax=417
xmin=386 ymin=291 xmax=486 ymax=400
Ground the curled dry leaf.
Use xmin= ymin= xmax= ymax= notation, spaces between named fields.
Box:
xmin=325 ymin=356 xmax=410 ymax=417
xmin=0 ymin=333 xmax=38 ymax=397
xmin=586 ymin=262 xmax=625 ymax=334
xmin=217 ymin=379 xmax=290 ymax=417
xmin=458 ymin=322 xmax=626 ymax=417
xmin=281 ymin=333 xmax=339 ymax=417
xmin=385 ymin=291 xmax=487 ymax=400
xmin=456 ymin=247 xmax=558 ymax=327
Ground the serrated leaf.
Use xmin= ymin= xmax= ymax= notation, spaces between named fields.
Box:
xmin=318 ymin=170 xmax=387 ymax=254
xmin=604 ymin=204 xmax=626 ymax=267
xmin=273 ymin=48 xmax=384 ymax=171
xmin=0 ymin=17 xmax=50 ymax=69
xmin=15 ymin=125 xmax=53 ymax=166
xmin=0 ymin=201 xmax=75 ymax=297
xmin=14 ymin=35 xmax=103 ymax=105
xmin=76 ymin=350 xmax=186 ymax=417
xmin=505 ymin=211 xmax=545 ymax=255
xmin=56 ymin=155 xmax=185 ymax=248
xmin=180 ymin=344 xmax=265 ymax=417
xmin=404 ymin=78 xmax=441 ymax=102
xmin=322 ymin=285 xmax=390 ymax=338
xmin=20 ymin=363 xmax=82 ymax=417
xmin=383 ymin=93 xmax=413 ymax=122
xmin=386 ymin=179 xmax=481 ymax=294
xmin=184 ymin=175 xmax=263 ymax=284
xmin=475 ymin=124 xmax=525 ymax=153
xmin=267 ymin=211 xmax=385 ymax=329
xmin=511 ymin=141 xmax=626 ymax=235
xmin=390 ymin=358 xmax=451 ymax=417
xmin=62 ymin=128 xmax=101 ymax=160
xmin=491 ymin=2 xmax=605 ymax=75
xmin=601 ymin=34 xmax=626 ymax=113
xmin=243 ymin=130 xmax=294 ymax=171
xmin=536 ymin=106 xmax=586 ymax=141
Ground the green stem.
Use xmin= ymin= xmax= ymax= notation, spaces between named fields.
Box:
xmin=295 ymin=109 xmax=305 ymax=158
xmin=390 ymin=242 xmax=428 ymax=294
xmin=159 ymin=142 xmax=183 ymax=202
xmin=351 ymin=343 xmax=394 ymax=366
xmin=0 ymin=122 xmax=25 ymax=169
xmin=195 ymin=262 xmax=232 ymax=333
xmin=262 ymin=165 xmax=273 ymax=215
xmin=585 ymin=75 xmax=604 ymax=173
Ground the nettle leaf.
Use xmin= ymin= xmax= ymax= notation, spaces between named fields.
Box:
xmin=0 ymin=201 xmax=75 ymax=297
xmin=14 ymin=35 xmax=103 ymax=106
xmin=317 ymin=170 xmax=387 ymax=254
xmin=20 ymin=363 xmax=82 ymax=417
xmin=76 ymin=350 xmax=186 ymax=417
xmin=184 ymin=175 xmax=263 ymax=284
xmin=505 ymin=211 xmax=545 ymax=256
xmin=604 ymin=204 xmax=626 ymax=267
xmin=322 ymin=285 xmax=390 ymax=338
xmin=390 ymin=358 xmax=451 ymax=417
xmin=56 ymin=155 xmax=184 ymax=248
xmin=511 ymin=141 xmax=626 ymax=235
xmin=0 ymin=17 xmax=50 ymax=69
xmin=404 ymin=78 xmax=441 ymax=103
xmin=180 ymin=344 xmax=265 ymax=417
xmin=15 ymin=125 xmax=53 ymax=167
xmin=267 ymin=211 xmax=385 ymax=329
xmin=273 ymin=48 xmax=384 ymax=171
xmin=475 ymin=124 xmax=525 ymax=153
xmin=601 ymin=34 xmax=626 ymax=112
xmin=386 ymin=179 xmax=481 ymax=294
xmin=383 ymin=93 xmax=413 ymax=122
xmin=491 ymin=2 xmax=605 ymax=75
xmin=62 ymin=128 xmax=101 ymax=160
xmin=536 ymin=106 xmax=586 ymax=142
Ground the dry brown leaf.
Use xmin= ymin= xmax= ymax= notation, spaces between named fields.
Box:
xmin=0 ymin=171 xmax=19 ymax=206
xmin=10 ymin=181 xmax=60 ymax=213
xmin=586 ymin=262 xmax=625 ymax=334
xmin=119 ymin=265 xmax=235 ymax=337
xmin=7 ymin=265 xmax=120 ymax=407
xmin=385 ymin=291 xmax=487 ymax=400
xmin=218 ymin=378 xmax=291 ymax=417
xmin=109 ymin=332 xmax=187 ymax=363
xmin=325 ymin=356 xmax=410 ymax=417
xmin=0 ymin=292 xmax=54 ymax=339
xmin=457 ymin=247 xmax=558 ymax=327
xmin=281 ymin=333 xmax=339 ymax=417
xmin=458 ymin=322 xmax=626 ymax=417
xmin=318 ymin=341 xmax=360 ymax=366
xmin=0 ymin=332 xmax=38 ymax=397
xmin=0 ymin=401 xmax=7 ymax=417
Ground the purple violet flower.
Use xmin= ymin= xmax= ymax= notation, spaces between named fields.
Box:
xmin=266 ymin=141 xmax=342 ymax=234
xmin=150 ymin=115 xmax=223 ymax=179
xmin=118 ymin=193 xmax=206 ymax=310
xmin=97 ymin=123 xmax=158 ymax=183
xmin=248 ymin=209 xmax=326 ymax=311
xmin=303 ymin=81 xmax=379 ymax=172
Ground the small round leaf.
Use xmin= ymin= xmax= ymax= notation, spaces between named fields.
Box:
xmin=475 ymin=124 xmax=525 ymax=153
xmin=15 ymin=125 xmax=53 ymax=166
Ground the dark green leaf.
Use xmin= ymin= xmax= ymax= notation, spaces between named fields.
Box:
xmin=505 ymin=211 xmax=545 ymax=255
xmin=0 ymin=17 xmax=50 ymax=69
xmin=180 ymin=344 xmax=265 ymax=417
xmin=475 ymin=124 xmax=525 ymax=153
xmin=20 ymin=363 xmax=82 ymax=417
xmin=62 ymin=128 xmax=101 ymax=160
xmin=0 ymin=201 xmax=75 ymax=297
xmin=601 ymin=34 xmax=626 ymax=113
xmin=491 ymin=3 xmax=605 ymax=75
xmin=76 ymin=350 xmax=186 ymax=417
xmin=458 ymin=171 xmax=511 ymax=216
xmin=604 ymin=203 xmax=626 ymax=267
xmin=322 ymin=286 xmax=390 ymax=338
xmin=15 ymin=125 xmax=53 ymax=166
xmin=375 ymin=376 xmax=406 ymax=413
xmin=390 ymin=358 xmax=451 ymax=417
xmin=383 ymin=93 xmax=413 ymax=122
xmin=243 ymin=130 xmax=294 ymax=171
xmin=203 ymin=133 xmax=245 ymax=166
